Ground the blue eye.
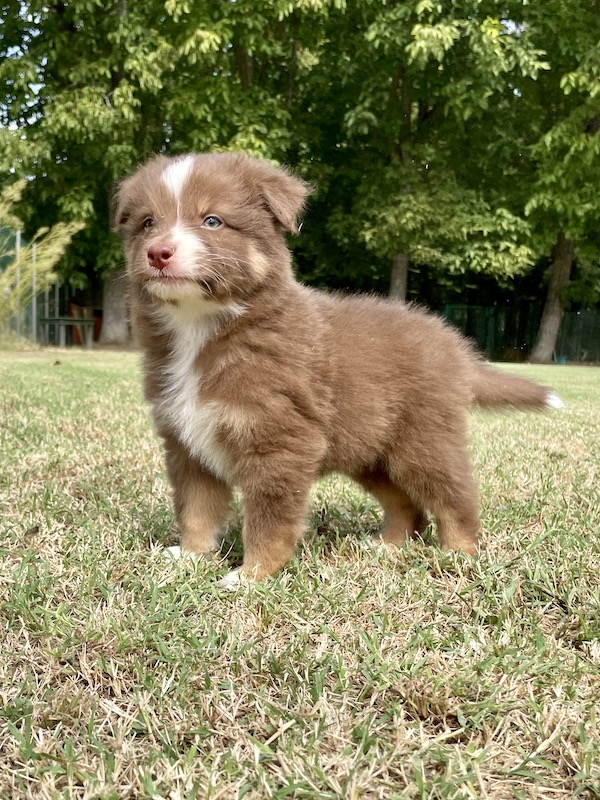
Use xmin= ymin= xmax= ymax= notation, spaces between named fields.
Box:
xmin=202 ymin=215 xmax=223 ymax=229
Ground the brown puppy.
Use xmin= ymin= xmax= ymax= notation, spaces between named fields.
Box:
xmin=115 ymin=153 xmax=563 ymax=587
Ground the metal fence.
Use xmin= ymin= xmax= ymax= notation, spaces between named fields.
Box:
xmin=3 ymin=271 xmax=600 ymax=361
xmin=555 ymin=310 xmax=600 ymax=363
xmin=444 ymin=304 xmax=600 ymax=363
xmin=3 ymin=280 xmax=72 ymax=345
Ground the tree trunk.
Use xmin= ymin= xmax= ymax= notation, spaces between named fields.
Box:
xmin=389 ymin=252 xmax=409 ymax=301
xmin=530 ymin=232 xmax=575 ymax=364
xmin=234 ymin=42 xmax=253 ymax=90
xmin=100 ymin=269 xmax=130 ymax=345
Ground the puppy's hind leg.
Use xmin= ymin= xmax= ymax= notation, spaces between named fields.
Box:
xmin=423 ymin=483 xmax=480 ymax=556
xmin=356 ymin=470 xmax=428 ymax=547
xmin=389 ymin=443 xmax=481 ymax=557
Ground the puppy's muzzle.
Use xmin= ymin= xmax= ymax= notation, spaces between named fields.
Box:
xmin=148 ymin=243 xmax=175 ymax=271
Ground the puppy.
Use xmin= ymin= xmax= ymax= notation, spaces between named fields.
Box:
xmin=115 ymin=153 xmax=563 ymax=586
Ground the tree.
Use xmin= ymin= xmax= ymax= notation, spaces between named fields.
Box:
xmin=529 ymin=233 xmax=575 ymax=362
xmin=1 ymin=0 xmax=171 ymax=334
xmin=519 ymin=1 xmax=600 ymax=362
xmin=0 ymin=0 xmax=337 ymax=335
xmin=1 ymin=0 xmax=598 ymax=357
xmin=288 ymin=1 xmax=554 ymax=300
xmin=310 ymin=0 xmax=600 ymax=358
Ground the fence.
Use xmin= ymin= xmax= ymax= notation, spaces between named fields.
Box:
xmin=444 ymin=304 xmax=600 ymax=363
xmin=3 ymin=278 xmax=73 ymax=344
xmin=555 ymin=310 xmax=600 ymax=363
xmin=1 ymin=226 xmax=92 ymax=346
xmin=5 ymin=282 xmax=100 ymax=347
xmin=3 ymin=267 xmax=600 ymax=360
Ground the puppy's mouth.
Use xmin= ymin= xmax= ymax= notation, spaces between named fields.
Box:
xmin=149 ymin=273 xmax=194 ymax=283
xmin=143 ymin=273 xmax=208 ymax=299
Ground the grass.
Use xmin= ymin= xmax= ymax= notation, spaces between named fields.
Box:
xmin=0 ymin=349 xmax=598 ymax=800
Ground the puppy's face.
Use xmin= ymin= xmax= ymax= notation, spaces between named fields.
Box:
xmin=115 ymin=153 xmax=309 ymax=305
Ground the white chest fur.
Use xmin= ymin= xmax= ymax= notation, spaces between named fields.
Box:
xmin=151 ymin=301 xmax=240 ymax=481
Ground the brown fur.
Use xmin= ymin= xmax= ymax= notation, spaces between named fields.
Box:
xmin=115 ymin=152 xmax=557 ymax=581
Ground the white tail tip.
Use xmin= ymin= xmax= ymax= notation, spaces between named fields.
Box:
xmin=546 ymin=392 xmax=566 ymax=410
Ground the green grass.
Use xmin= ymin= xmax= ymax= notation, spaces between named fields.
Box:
xmin=1 ymin=349 xmax=599 ymax=799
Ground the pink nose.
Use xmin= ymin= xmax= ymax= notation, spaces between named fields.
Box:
xmin=148 ymin=243 xmax=174 ymax=271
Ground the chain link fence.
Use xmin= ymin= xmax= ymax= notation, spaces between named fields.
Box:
xmin=444 ymin=304 xmax=600 ymax=363
xmin=3 ymin=267 xmax=599 ymax=360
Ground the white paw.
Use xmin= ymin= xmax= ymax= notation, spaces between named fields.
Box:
xmin=162 ymin=546 xmax=203 ymax=562
xmin=217 ymin=569 xmax=247 ymax=591
xmin=546 ymin=391 xmax=566 ymax=410
xmin=163 ymin=545 xmax=184 ymax=560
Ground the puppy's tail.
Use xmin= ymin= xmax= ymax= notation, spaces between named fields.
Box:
xmin=471 ymin=364 xmax=565 ymax=411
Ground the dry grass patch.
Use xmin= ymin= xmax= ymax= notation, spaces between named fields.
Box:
xmin=1 ymin=351 xmax=598 ymax=799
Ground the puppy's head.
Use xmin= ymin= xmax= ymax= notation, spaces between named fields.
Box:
xmin=114 ymin=153 xmax=310 ymax=305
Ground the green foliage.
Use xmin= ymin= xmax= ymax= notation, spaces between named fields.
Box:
xmin=0 ymin=0 xmax=325 ymax=280
xmin=0 ymin=182 xmax=82 ymax=329
xmin=0 ymin=0 xmax=599 ymax=299
xmin=351 ymin=165 xmax=535 ymax=277
xmin=293 ymin=1 xmax=559 ymax=285
xmin=516 ymin=2 xmax=600 ymax=251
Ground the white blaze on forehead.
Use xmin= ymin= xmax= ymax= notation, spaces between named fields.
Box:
xmin=161 ymin=155 xmax=195 ymax=202
xmin=170 ymin=220 xmax=206 ymax=260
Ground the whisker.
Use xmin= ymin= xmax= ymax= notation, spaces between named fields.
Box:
xmin=203 ymin=266 xmax=242 ymax=293
xmin=203 ymin=253 xmax=254 ymax=272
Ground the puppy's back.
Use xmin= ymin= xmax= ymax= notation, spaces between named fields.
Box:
xmin=313 ymin=291 xmax=475 ymax=401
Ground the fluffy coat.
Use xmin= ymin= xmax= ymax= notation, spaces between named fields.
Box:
xmin=115 ymin=152 xmax=560 ymax=584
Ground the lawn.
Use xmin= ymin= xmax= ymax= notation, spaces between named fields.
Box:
xmin=0 ymin=348 xmax=598 ymax=799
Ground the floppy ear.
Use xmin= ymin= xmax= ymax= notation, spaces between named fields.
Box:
xmin=111 ymin=155 xmax=168 ymax=234
xmin=244 ymin=159 xmax=311 ymax=233
xmin=112 ymin=179 xmax=132 ymax=234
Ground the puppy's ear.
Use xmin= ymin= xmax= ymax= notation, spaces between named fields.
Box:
xmin=249 ymin=161 xmax=311 ymax=233
xmin=112 ymin=155 xmax=169 ymax=234
xmin=112 ymin=180 xmax=131 ymax=234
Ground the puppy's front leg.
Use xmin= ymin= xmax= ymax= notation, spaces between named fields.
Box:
xmin=222 ymin=475 xmax=313 ymax=586
xmin=163 ymin=437 xmax=233 ymax=559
